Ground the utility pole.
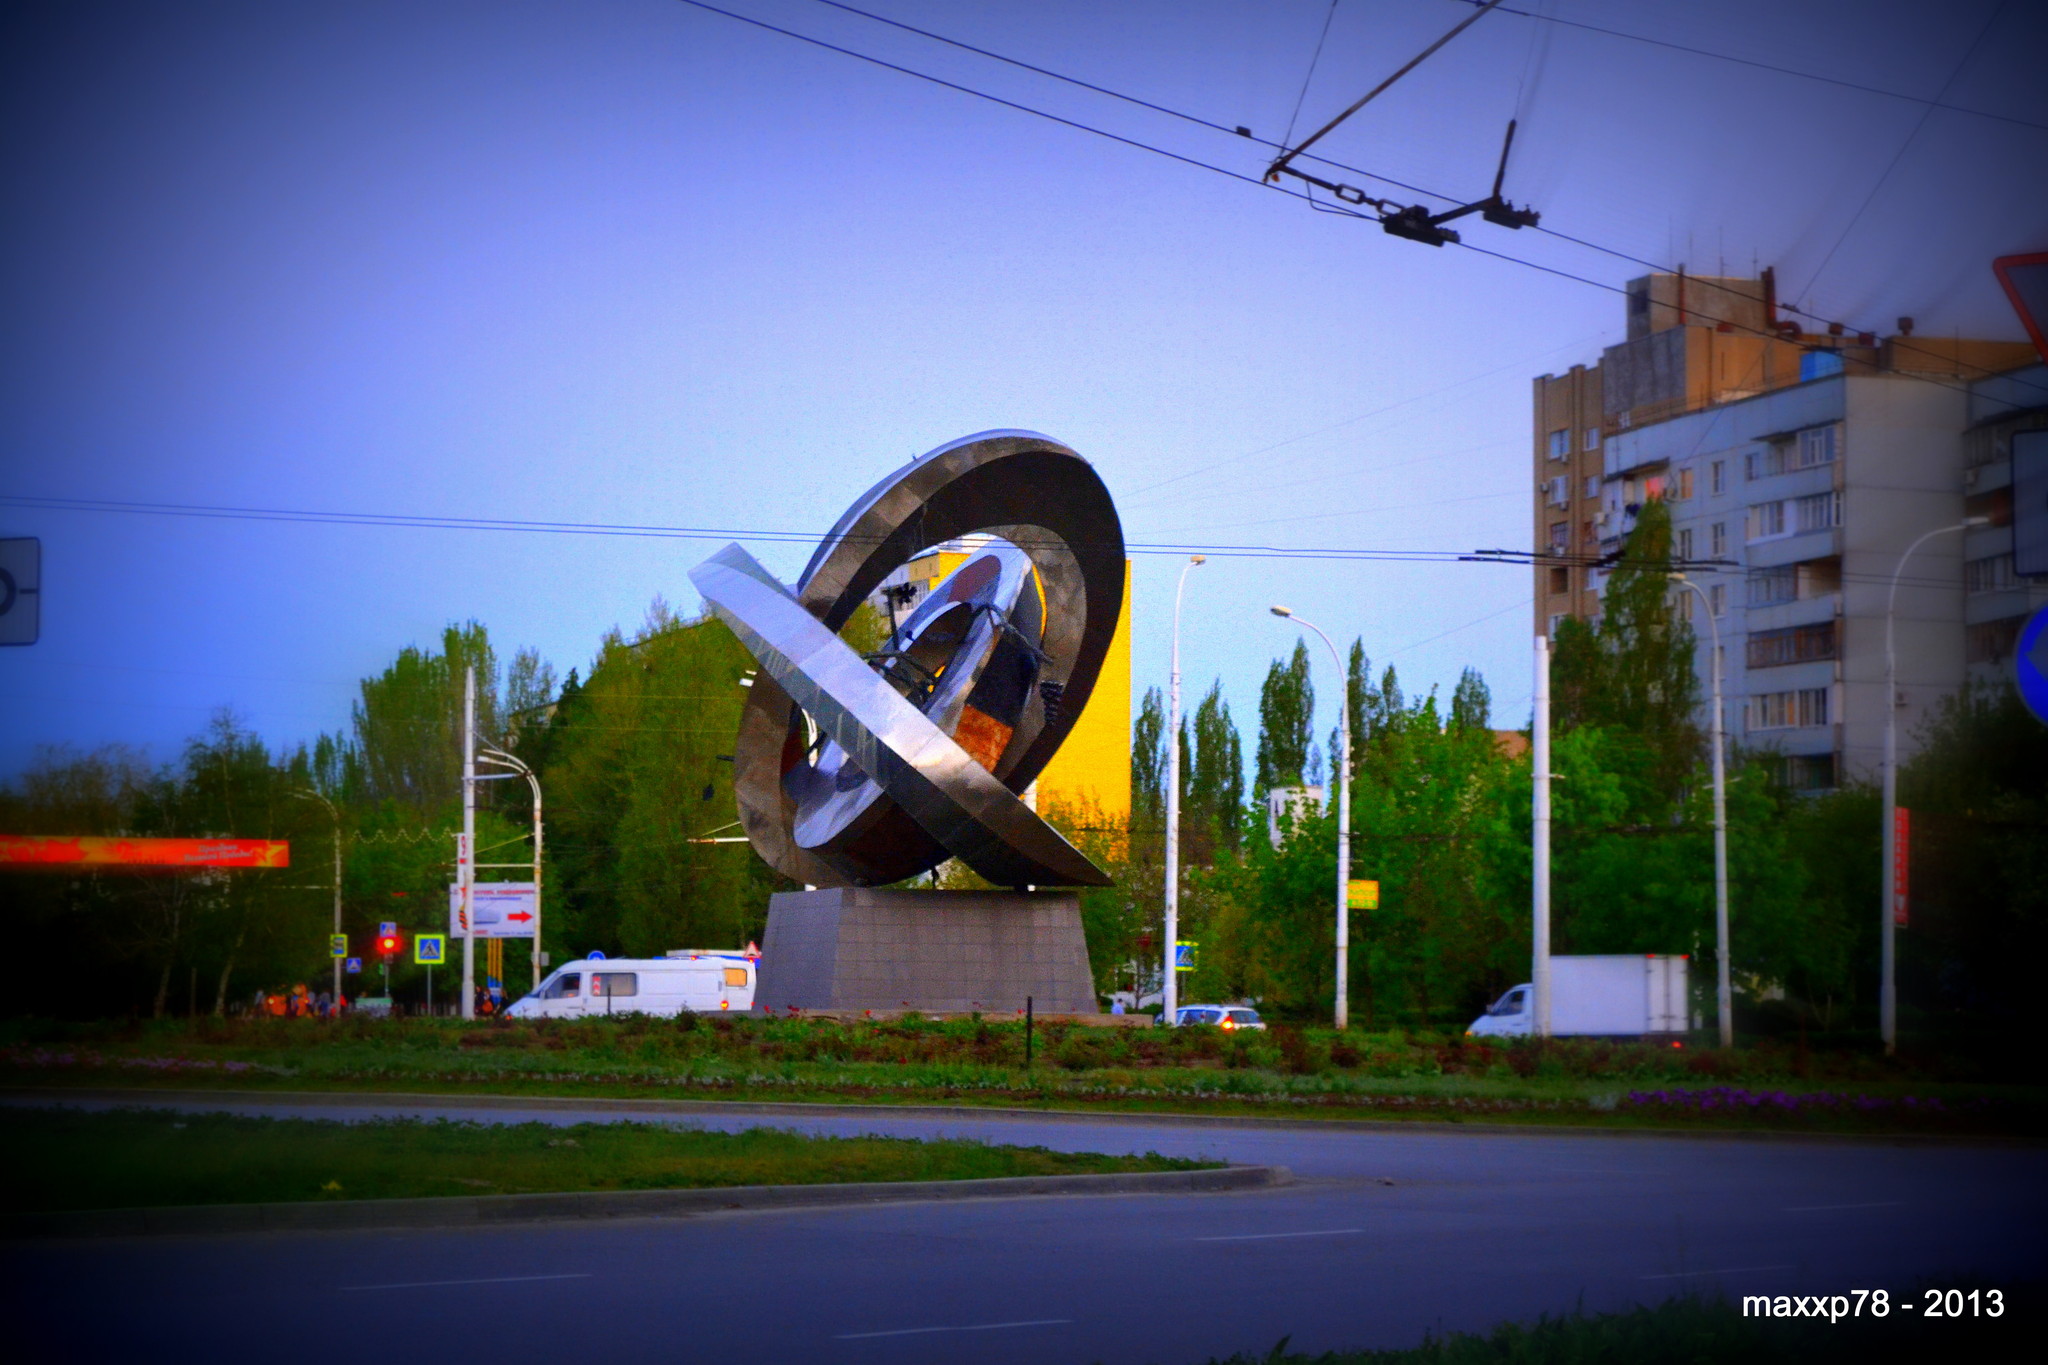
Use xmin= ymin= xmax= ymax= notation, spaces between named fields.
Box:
xmin=1670 ymin=575 xmax=1732 ymax=1047
xmin=460 ymin=664 xmax=476 ymax=1021
xmin=1532 ymin=634 xmax=1552 ymax=1038
xmin=289 ymin=790 xmax=343 ymax=1004
xmin=1163 ymin=555 xmax=1204 ymax=1027
xmin=1881 ymin=518 xmax=1986 ymax=1053
xmin=1271 ymin=606 xmax=1351 ymax=1029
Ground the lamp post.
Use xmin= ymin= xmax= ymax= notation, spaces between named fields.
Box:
xmin=479 ymin=745 xmax=544 ymax=997
xmin=1163 ymin=555 xmax=1205 ymax=1027
xmin=1270 ymin=605 xmax=1351 ymax=1029
xmin=289 ymin=789 xmax=342 ymax=1004
xmin=1881 ymin=517 xmax=1988 ymax=1054
xmin=1669 ymin=574 xmax=1731 ymax=1048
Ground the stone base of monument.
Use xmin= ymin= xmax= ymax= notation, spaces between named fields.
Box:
xmin=752 ymin=886 xmax=1097 ymax=1015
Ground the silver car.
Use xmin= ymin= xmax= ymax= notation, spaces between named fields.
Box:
xmin=1172 ymin=1004 xmax=1266 ymax=1031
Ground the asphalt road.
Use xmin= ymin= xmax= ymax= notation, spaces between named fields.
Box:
xmin=4 ymin=1094 xmax=2042 ymax=1364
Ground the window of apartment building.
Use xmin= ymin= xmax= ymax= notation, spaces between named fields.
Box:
xmin=1675 ymin=588 xmax=1693 ymax=622
xmin=1747 ymin=500 xmax=1788 ymax=541
xmin=1775 ymin=753 xmax=1837 ymax=792
xmin=1748 ymin=565 xmax=1797 ymax=606
xmin=1545 ymin=476 xmax=1569 ymax=508
xmin=1546 ymin=613 xmax=1567 ymax=637
xmin=1795 ymin=490 xmax=1841 ymax=533
xmin=1677 ymin=467 xmax=1695 ymax=499
xmin=1745 ymin=445 xmax=1782 ymax=481
xmin=1643 ymin=473 xmax=1667 ymax=501
xmin=1710 ymin=522 xmax=1727 ymax=557
xmin=1549 ymin=521 xmax=1569 ymax=555
xmin=1584 ymin=475 xmax=1600 ymax=499
xmin=1709 ymin=583 xmax=1726 ymax=617
xmin=1710 ymin=460 xmax=1726 ymax=495
xmin=1748 ymin=687 xmax=1830 ymax=731
xmin=1583 ymin=427 xmax=1600 ymax=452
xmin=1677 ymin=528 xmax=1693 ymax=560
xmin=1964 ymin=553 xmax=2017 ymax=595
xmin=1795 ymin=424 xmax=1839 ymax=468
xmin=1548 ymin=565 xmax=1569 ymax=595
xmin=1547 ymin=429 xmax=1570 ymax=460
xmin=1747 ymin=622 xmax=1838 ymax=669
xmin=1966 ymin=616 xmax=2025 ymax=664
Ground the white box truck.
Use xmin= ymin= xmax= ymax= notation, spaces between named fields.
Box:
xmin=1466 ymin=954 xmax=1689 ymax=1039
xmin=506 ymin=952 xmax=756 ymax=1019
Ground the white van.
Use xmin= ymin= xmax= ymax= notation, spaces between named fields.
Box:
xmin=1466 ymin=954 xmax=1689 ymax=1039
xmin=506 ymin=953 xmax=756 ymax=1019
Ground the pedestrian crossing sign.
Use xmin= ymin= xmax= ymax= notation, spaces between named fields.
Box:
xmin=414 ymin=933 xmax=447 ymax=966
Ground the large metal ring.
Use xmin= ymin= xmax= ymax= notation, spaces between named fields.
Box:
xmin=689 ymin=431 xmax=1122 ymax=888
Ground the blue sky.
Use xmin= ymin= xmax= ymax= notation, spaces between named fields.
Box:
xmin=4 ymin=0 xmax=2045 ymax=778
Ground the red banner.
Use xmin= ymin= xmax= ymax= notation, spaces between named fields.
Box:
xmin=0 ymin=836 xmax=289 ymax=869
xmin=1892 ymin=808 xmax=1910 ymax=928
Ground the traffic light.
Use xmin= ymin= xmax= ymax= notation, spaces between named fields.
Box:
xmin=377 ymin=929 xmax=403 ymax=958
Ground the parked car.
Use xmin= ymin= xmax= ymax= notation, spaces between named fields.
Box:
xmin=1172 ymin=1004 xmax=1266 ymax=1031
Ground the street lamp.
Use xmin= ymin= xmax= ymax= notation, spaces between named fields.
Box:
xmin=1270 ymin=605 xmax=1351 ymax=1029
xmin=1163 ymin=555 xmax=1204 ymax=1028
xmin=288 ymin=789 xmax=342 ymax=1004
xmin=479 ymin=745 xmax=545 ymax=999
xmin=1880 ymin=516 xmax=1988 ymax=1054
xmin=1669 ymin=574 xmax=1731 ymax=1048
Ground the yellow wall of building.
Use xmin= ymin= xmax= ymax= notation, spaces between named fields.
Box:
xmin=1034 ymin=565 xmax=1131 ymax=823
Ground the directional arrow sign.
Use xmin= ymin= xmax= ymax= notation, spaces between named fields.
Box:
xmin=448 ymin=882 xmax=536 ymax=938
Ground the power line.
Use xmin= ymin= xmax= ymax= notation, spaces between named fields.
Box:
xmin=1451 ymin=0 xmax=2048 ymax=133
xmin=782 ymin=0 xmax=2043 ymax=396
xmin=2 ymin=492 xmax=1971 ymax=590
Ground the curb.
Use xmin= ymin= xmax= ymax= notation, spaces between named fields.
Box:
xmin=3 ymin=1086 xmax=2034 ymax=1148
xmin=2 ymin=1163 xmax=1289 ymax=1241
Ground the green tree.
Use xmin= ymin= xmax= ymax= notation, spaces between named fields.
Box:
xmin=1255 ymin=640 xmax=1315 ymax=799
xmin=1187 ymin=680 xmax=1244 ymax=857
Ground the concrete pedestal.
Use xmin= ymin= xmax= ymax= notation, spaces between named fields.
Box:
xmin=752 ymin=887 xmax=1096 ymax=1015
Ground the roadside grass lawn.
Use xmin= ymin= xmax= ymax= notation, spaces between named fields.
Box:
xmin=0 ymin=1107 xmax=1212 ymax=1213
xmin=1199 ymin=1288 xmax=2029 ymax=1363
xmin=4 ymin=1017 xmax=2039 ymax=1137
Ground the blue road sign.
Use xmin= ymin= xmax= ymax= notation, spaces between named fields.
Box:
xmin=343 ymin=957 xmax=363 ymax=975
xmin=2018 ymin=604 xmax=2048 ymax=726
xmin=1174 ymin=940 xmax=1197 ymax=972
xmin=587 ymin=950 xmax=607 ymax=960
xmin=414 ymin=933 xmax=447 ymax=966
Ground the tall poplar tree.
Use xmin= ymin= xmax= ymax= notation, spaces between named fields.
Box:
xmin=1255 ymin=640 xmax=1315 ymax=798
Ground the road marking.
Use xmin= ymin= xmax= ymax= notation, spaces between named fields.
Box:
xmin=340 ymin=1273 xmax=593 ymax=1292
xmin=1640 ymin=1265 xmax=1794 ymax=1280
xmin=835 ymin=1319 xmax=1070 ymax=1340
xmin=1783 ymin=1201 xmax=1903 ymax=1213
xmin=1195 ymin=1228 xmax=1363 ymax=1242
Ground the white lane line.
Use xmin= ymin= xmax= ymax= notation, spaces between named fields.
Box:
xmin=835 ymin=1319 xmax=1070 ymax=1340
xmin=1640 ymin=1265 xmax=1794 ymax=1280
xmin=340 ymin=1273 xmax=593 ymax=1292
xmin=1783 ymin=1201 xmax=1904 ymax=1213
xmin=1195 ymin=1228 xmax=1363 ymax=1242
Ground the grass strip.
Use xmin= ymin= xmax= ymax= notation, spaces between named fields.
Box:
xmin=0 ymin=1107 xmax=1213 ymax=1213
xmin=1199 ymin=1288 xmax=2029 ymax=1363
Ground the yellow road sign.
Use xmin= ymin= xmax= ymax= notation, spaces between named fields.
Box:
xmin=1346 ymin=879 xmax=1379 ymax=910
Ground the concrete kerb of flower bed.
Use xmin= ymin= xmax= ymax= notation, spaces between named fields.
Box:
xmin=3 ymin=1087 xmax=2035 ymax=1149
xmin=4 ymin=1163 xmax=1289 ymax=1241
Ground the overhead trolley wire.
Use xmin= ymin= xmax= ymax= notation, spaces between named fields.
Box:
xmin=1450 ymin=0 xmax=2048 ymax=133
xmin=777 ymin=0 xmax=2046 ymax=398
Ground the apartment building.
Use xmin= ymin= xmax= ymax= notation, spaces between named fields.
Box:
xmin=1531 ymin=272 xmax=2037 ymax=788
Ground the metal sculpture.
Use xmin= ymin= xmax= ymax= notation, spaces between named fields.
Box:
xmin=690 ymin=431 xmax=1122 ymax=889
